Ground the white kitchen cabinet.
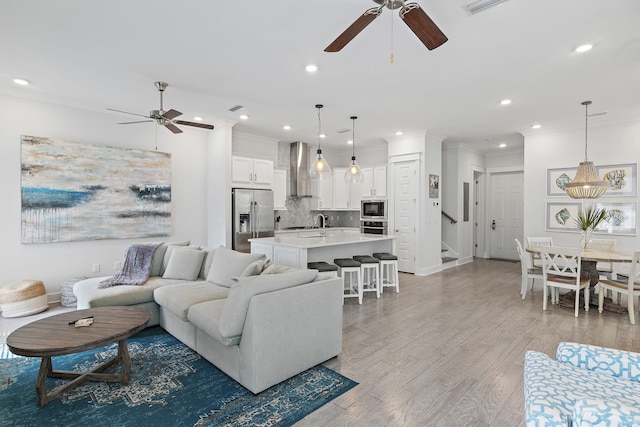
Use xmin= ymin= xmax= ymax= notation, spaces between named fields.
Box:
xmin=361 ymin=166 xmax=387 ymax=198
xmin=232 ymin=156 xmax=273 ymax=189
xmin=273 ymin=168 xmax=287 ymax=210
xmin=332 ymin=167 xmax=361 ymax=211
xmin=310 ymin=174 xmax=333 ymax=210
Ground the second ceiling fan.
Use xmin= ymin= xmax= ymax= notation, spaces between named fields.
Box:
xmin=325 ymin=0 xmax=448 ymax=53
xmin=108 ymin=82 xmax=214 ymax=134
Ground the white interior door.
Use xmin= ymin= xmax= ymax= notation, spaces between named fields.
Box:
xmin=393 ymin=161 xmax=418 ymax=273
xmin=489 ymin=171 xmax=524 ymax=260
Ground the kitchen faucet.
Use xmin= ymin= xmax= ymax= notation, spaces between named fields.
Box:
xmin=314 ymin=213 xmax=326 ymax=236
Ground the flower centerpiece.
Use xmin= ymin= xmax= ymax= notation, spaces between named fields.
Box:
xmin=573 ymin=207 xmax=609 ymax=250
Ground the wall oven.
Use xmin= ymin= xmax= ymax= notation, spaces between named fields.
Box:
xmin=361 ymin=199 xmax=387 ymax=220
xmin=361 ymin=220 xmax=388 ymax=235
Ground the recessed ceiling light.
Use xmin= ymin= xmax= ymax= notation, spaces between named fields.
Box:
xmin=239 ymin=114 xmax=249 ymax=120
xmin=499 ymin=143 xmax=507 ymax=148
xmin=575 ymin=44 xmax=593 ymax=53
xmin=305 ymin=64 xmax=318 ymax=73
xmin=13 ymin=78 xmax=30 ymax=86
xmin=347 ymin=139 xmax=353 ymax=145
xmin=193 ymin=116 xmax=203 ymax=121
xmin=531 ymin=124 xmax=542 ymax=129
xmin=395 ymin=131 xmax=403 ymax=136
xmin=500 ymin=99 xmax=512 ymax=105
xmin=319 ymin=133 xmax=326 ymax=139
xmin=283 ymin=125 xmax=291 ymax=130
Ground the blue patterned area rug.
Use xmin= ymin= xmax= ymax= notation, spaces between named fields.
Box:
xmin=0 ymin=327 xmax=356 ymax=427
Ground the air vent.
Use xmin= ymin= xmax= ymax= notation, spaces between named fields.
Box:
xmin=336 ymin=128 xmax=351 ymax=134
xmin=228 ymin=105 xmax=244 ymax=112
xmin=464 ymin=0 xmax=510 ymax=15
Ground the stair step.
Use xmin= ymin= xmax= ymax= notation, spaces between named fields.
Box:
xmin=441 ymin=257 xmax=458 ymax=263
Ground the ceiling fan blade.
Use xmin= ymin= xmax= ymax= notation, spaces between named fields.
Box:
xmin=107 ymin=108 xmax=151 ymax=119
xmin=325 ymin=7 xmax=382 ymax=52
xmin=117 ymin=120 xmax=154 ymax=125
xmin=164 ymin=123 xmax=183 ymax=134
xmin=175 ymin=120 xmax=215 ymax=130
xmin=400 ymin=3 xmax=448 ymax=51
xmin=162 ymin=109 xmax=182 ymax=120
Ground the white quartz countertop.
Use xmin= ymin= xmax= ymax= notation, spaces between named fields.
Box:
xmin=250 ymin=232 xmax=394 ymax=249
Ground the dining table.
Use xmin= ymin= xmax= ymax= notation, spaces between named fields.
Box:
xmin=526 ymin=245 xmax=633 ymax=312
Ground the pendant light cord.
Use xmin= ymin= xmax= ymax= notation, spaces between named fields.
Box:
xmin=317 ymin=104 xmax=323 ymax=151
xmin=352 ymin=116 xmax=356 ymax=157
xmin=582 ymin=100 xmax=592 ymax=162
xmin=584 ymin=101 xmax=588 ymax=161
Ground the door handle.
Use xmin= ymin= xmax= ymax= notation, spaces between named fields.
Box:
xmin=491 ymin=220 xmax=496 ymax=230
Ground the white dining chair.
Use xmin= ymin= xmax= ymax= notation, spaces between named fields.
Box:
xmin=540 ymin=245 xmax=590 ymax=317
xmin=598 ymin=250 xmax=640 ymax=324
xmin=516 ymin=238 xmax=543 ymax=299
xmin=588 ymin=238 xmax=617 ymax=280
xmin=527 ymin=237 xmax=554 ymax=268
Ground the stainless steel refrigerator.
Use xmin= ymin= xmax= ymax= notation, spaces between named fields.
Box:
xmin=232 ymin=188 xmax=275 ymax=253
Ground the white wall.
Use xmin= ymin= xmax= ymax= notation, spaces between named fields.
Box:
xmin=0 ymin=94 xmax=211 ymax=300
xmin=524 ymin=119 xmax=640 ymax=253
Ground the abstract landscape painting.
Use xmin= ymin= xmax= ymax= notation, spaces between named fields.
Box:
xmin=21 ymin=135 xmax=171 ymax=244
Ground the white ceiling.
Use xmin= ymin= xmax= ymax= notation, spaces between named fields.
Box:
xmin=1 ymin=0 xmax=639 ymax=153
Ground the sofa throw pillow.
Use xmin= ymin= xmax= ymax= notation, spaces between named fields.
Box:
xmin=240 ymin=258 xmax=268 ymax=277
xmin=162 ymin=247 xmax=206 ymax=281
xmin=206 ymin=246 xmax=266 ymax=287
xmin=198 ymin=247 xmax=217 ymax=280
xmin=261 ymin=262 xmax=297 ymax=275
xmin=150 ymin=240 xmax=190 ymax=277
xmin=161 ymin=244 xmax=200 ymax=276
xmin=218 ymin=269 xmax=318 ymax=339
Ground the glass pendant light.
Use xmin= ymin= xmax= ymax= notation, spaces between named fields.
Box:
xmin=565 ymin=101 xmax=608 ymax=199
xmin=309 ymin=104 xmax=332 ymax=180
xmin=344 ymin=116 xmax=363 ymax=183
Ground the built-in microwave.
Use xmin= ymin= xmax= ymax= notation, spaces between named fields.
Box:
xmin=361 ymin=199 xmax=387 ymax=220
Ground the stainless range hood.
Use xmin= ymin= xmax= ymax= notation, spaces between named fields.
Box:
xmin=290 ymin=141 xmax=311 ymax=197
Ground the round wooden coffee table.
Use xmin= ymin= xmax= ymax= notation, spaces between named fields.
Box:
xmin=6 ymin=306 xmax=150 ymax=406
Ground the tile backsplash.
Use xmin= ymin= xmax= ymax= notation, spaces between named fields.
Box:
xmin=275 ymin=198 xmax=359 ymax=230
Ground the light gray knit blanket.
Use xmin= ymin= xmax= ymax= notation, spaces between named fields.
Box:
xmin=98 ymin=242 xmax=162 ymax=288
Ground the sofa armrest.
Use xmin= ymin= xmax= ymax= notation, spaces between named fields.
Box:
xmin=556 ymin=342 xmax=640 ymax=382
xmin=572 ymin=398 xmax=640 ymax=427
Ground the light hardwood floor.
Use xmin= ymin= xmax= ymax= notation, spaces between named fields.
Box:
xmin=299 ymin=258 xmax=640 ymax=426
xmin=3 ymin=259 xmax=640 ymax=426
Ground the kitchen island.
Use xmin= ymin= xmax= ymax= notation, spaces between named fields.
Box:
xmin=250 ymin=229 xmax=395 ymax=269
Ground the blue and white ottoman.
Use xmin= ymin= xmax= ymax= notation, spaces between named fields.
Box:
xmin=0 ymin=280 xmax=49 ymax=317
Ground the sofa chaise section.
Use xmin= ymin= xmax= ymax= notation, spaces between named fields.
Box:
xmin=186 ymin=271 xmax=343 ymax=394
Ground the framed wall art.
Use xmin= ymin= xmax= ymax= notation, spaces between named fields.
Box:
xmin=594 ymin=201 xmax=637 ymax=236
xmin=546 ymin=167 xmax=577 ymax=197
xmin=429 ymin=174 xmax=439 ymax=198
xmin=21 ymin=135 xmax=172 ymax=244
xmin=597 ymin=163 xmax=637 ymax=197
xmin=545 ymin=201 xmax=582 ymax=232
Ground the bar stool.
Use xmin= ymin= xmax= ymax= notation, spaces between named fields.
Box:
xmin=353 ymin=255 xmax=380 ymax=299
xmin=307 ymin=261 xmax=338 ymax=279
xmin=334 ymin=258 xmax=362 ymax=304
xmin=373 ymin=252 xmax=400 ymax=294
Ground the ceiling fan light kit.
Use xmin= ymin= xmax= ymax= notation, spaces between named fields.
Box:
xmin=565 ymin=101 xmax=608 ymax=199
xmin=310 ymin=104 xmax=332 ymax=180
xmin=325 ymin=0 xmax=447 ymax=53
xmin=464 ymin=0 xmax=510 ymax=15
xmin=108 ymin=82 xmax=214 ymax=134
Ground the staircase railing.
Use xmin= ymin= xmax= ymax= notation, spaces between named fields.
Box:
xmin=442 ymin=211 xmax=457 ymax=224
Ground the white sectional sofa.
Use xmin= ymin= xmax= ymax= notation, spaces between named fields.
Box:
xmin=74 ymin=243 xmax=343 ymax=393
